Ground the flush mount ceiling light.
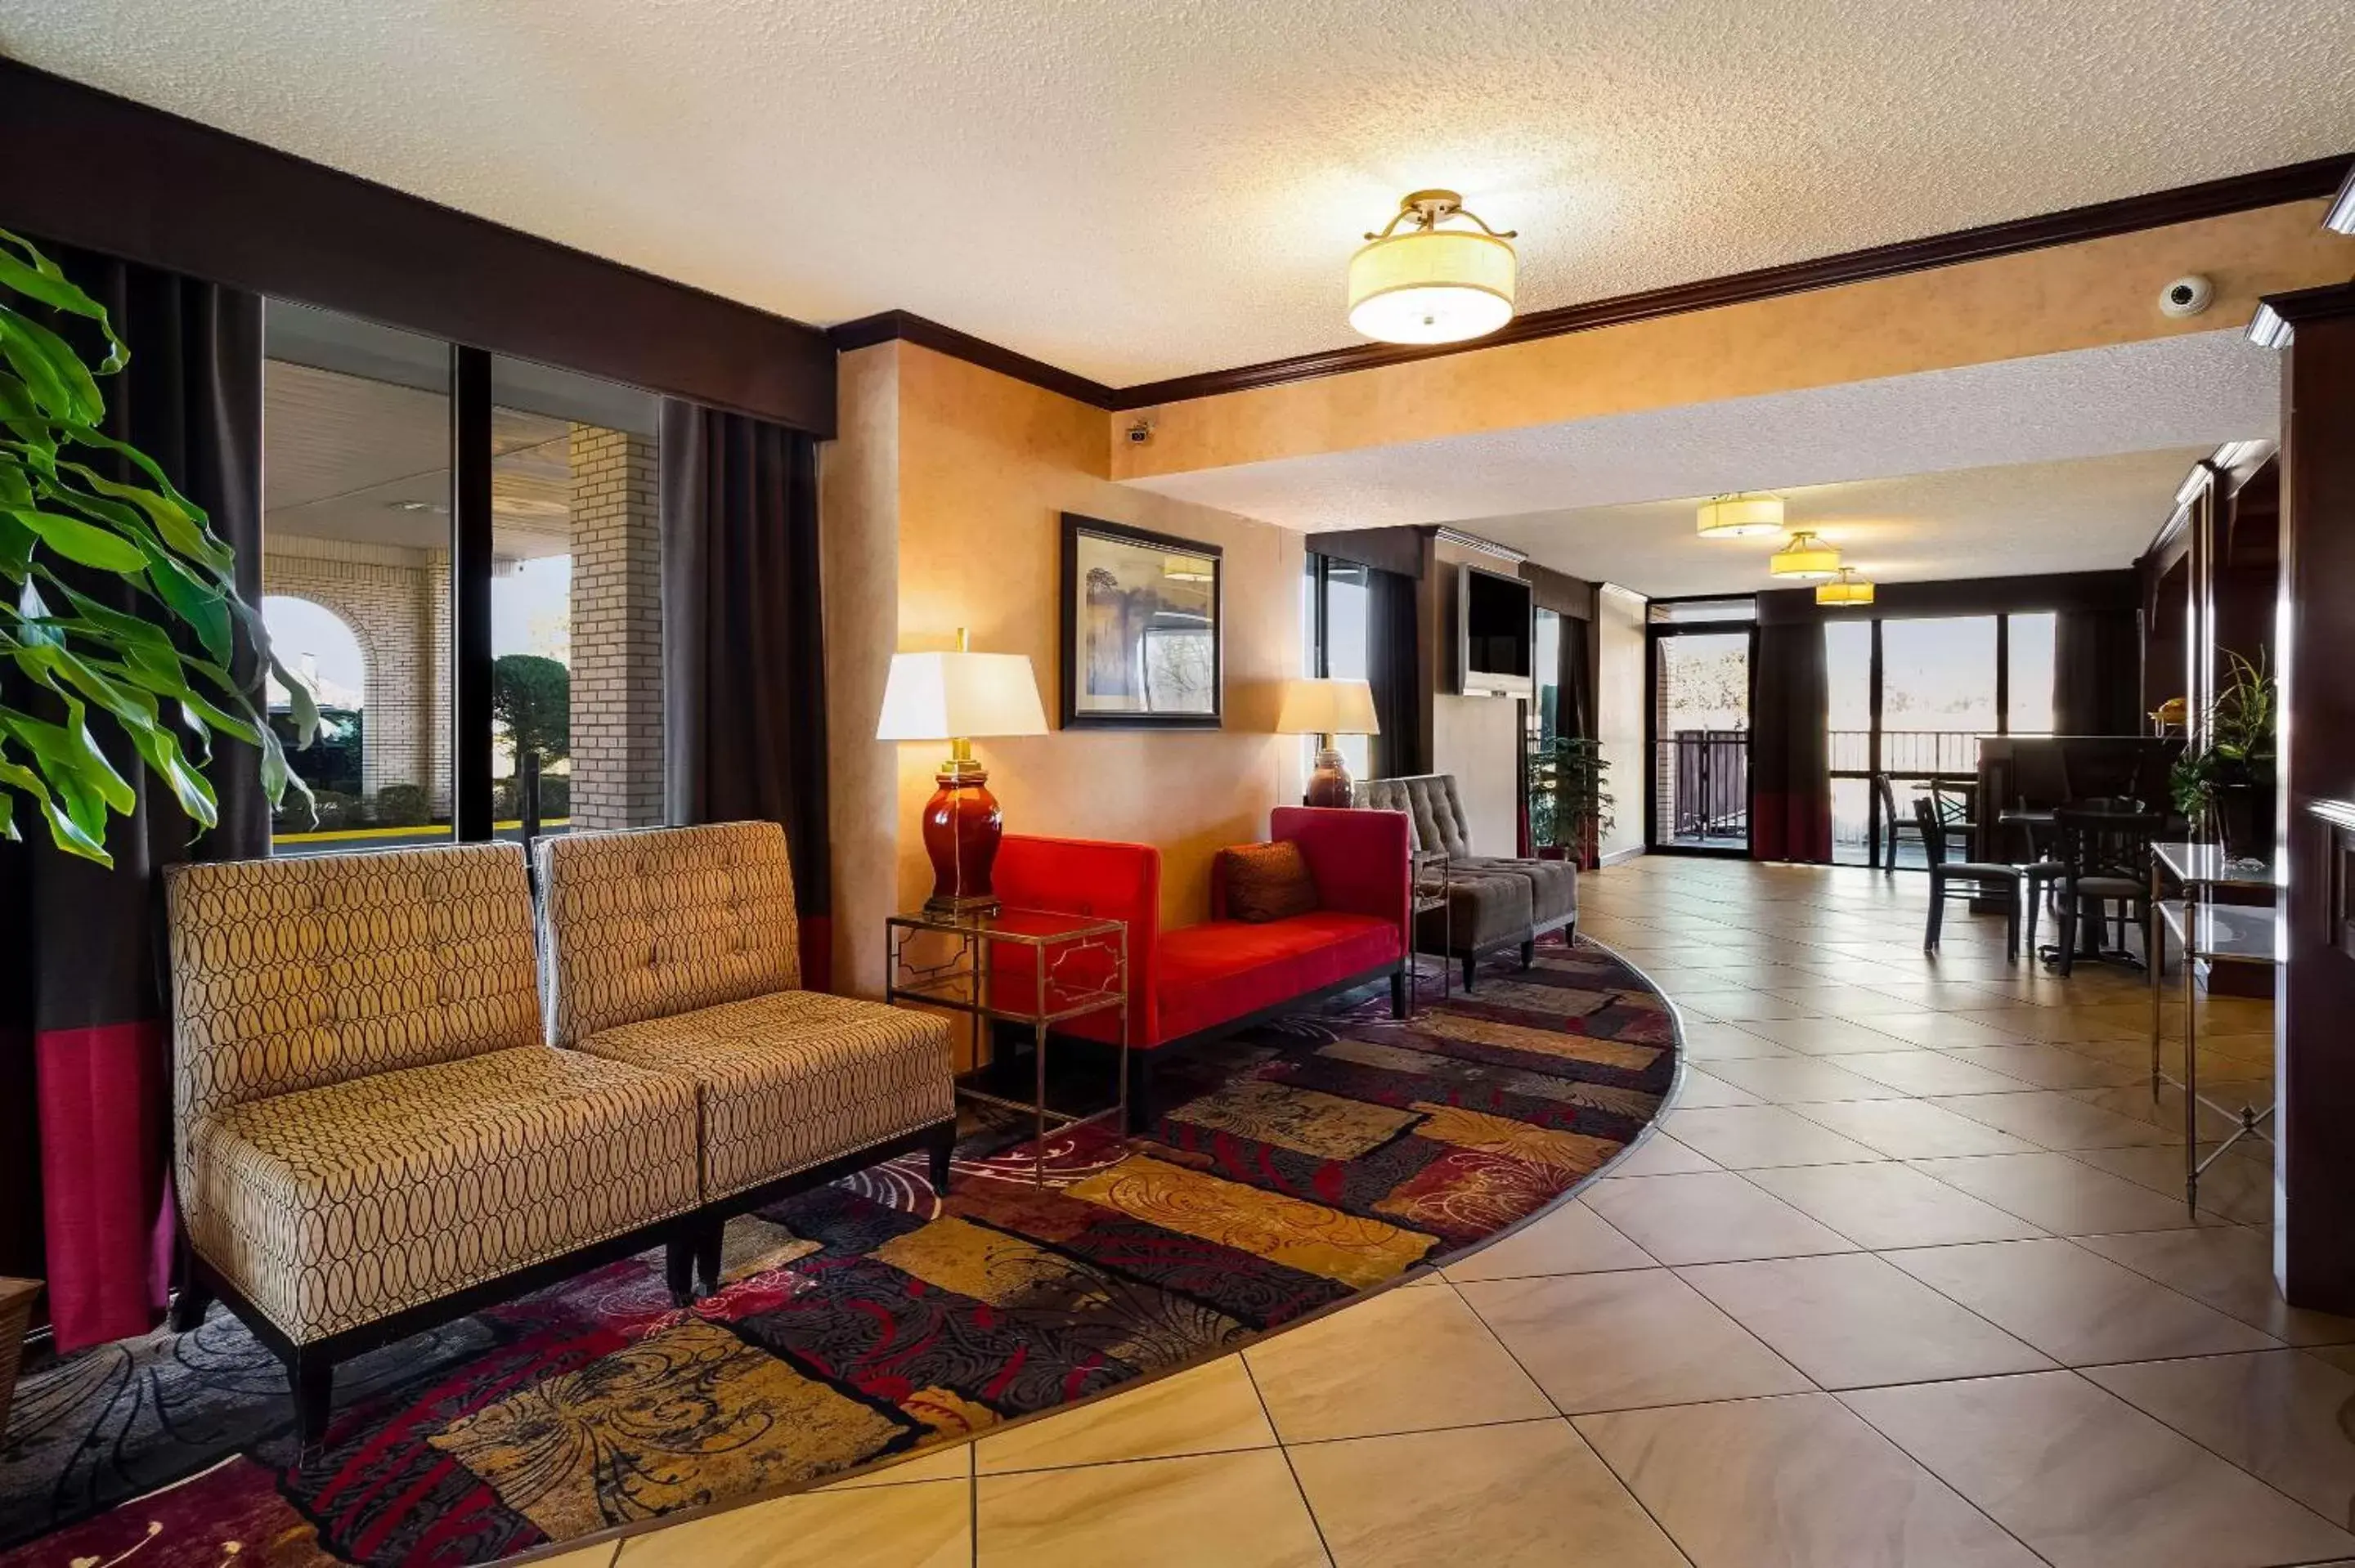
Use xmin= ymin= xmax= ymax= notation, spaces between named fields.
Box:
xmin=1815 ymin=567 xmax=1875 ymax=606
xmin=1347 ymin=190 xmax=1517 ymax=345
xmin=1769 ymin=531 xmax=1841 ymax=580
xmin=1695 ymin=493 xmax=1785 ymax=539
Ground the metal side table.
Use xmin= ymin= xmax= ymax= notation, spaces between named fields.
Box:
xmin=1406 ymin=849 xmax=1452 ymax=1017
xmin=2147 ymin=841 xmax=2277 ymax=1209
xmin=886 ymin=906 xmax=1129 ymax=1185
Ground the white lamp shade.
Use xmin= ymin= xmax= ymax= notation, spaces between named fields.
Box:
xmin=1276 ymin=678 xmax=1380 ymax=737
xmin=1348 ymin=229 xmax=1515 ymax=344
xmin=1769 ymin=531 xmax=1841 ymax=581
xmin=1696 ymin=495 xmax=1784 ymax=538
xmin=876 ymin=651 xmax=1048 ymax=741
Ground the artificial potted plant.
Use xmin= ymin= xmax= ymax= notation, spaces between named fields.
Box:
xmin=1 ymin=230 xmax=313 ymax=862
xmin=2169 ymin=651 xmax=2276 ymax=867
xmin=1527 ymin=734 xmax=1615 ymax=870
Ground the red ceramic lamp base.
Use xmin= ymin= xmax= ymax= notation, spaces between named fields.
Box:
xmin=1304 ymin=745 xmax=1354 ymax=809
xmin=921 ymin=759 xmax=1005 ymax=916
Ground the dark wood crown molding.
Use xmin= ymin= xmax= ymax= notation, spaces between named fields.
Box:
xmin=0 ymin=57 xmax=837 ymax=435
xmin=827 ymin=155 xmax=2351 ymax=414
xmin=828 ymin=310 xmax=1116 ymax=409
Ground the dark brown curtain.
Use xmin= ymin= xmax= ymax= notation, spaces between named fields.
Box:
xmin=0 ymin=249 xmax=265 ymax=1348
xmin=1749 ymin=620 xmax=1832 ymax=862
xmin=659 ymin=401 xmax=832 ymax=987
xmin=2057 ymin=603 xmax=2143 ymax=735
xmin=1366 ymin=565 xmax=1427 ymax=777
xmin=1561 ymin=618 xmax=1592 ymax=741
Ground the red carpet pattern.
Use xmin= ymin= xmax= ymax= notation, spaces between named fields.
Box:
xmin=0 ymin=937 xmax=1676 ymax=1566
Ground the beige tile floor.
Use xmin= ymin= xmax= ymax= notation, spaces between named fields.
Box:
xmin=535 ymin=858 xmax=2353 ymax=1568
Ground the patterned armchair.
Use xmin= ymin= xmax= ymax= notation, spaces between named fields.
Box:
xmin=164 ymin=842 xmax=704 ymax=1446
xmin=535 ymin=822 xmax=956 ymax=1293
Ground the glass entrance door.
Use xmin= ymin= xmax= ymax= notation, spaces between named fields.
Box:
xmin=1652 ymin=627 xmax=1752 ymax=852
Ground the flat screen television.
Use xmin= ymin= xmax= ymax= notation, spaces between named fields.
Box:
xmin=1458 ymin=564 xmax=1534 ymax=697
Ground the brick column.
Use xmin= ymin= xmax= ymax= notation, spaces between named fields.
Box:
xmin=567 ymin=423 xmax=664 ymax=829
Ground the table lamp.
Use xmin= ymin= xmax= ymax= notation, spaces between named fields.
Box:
xmin=877 ymin=629 xmax=1049 ymax=915
xmin=1276 ymin=677 xmax=1380 ymax=808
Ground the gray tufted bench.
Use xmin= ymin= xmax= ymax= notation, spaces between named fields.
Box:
xmin=1354 ymin=773 xmax=1578 ymax=988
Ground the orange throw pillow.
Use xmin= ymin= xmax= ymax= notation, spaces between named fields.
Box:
xmin=1222 ymin=841 xmax=1319 ymax=923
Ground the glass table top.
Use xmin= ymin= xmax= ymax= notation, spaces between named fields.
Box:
xmin=2158 ymin=899 xmax=2280 ymax=965
xmin=2153 ymin=841 xmax=2276 ymax=889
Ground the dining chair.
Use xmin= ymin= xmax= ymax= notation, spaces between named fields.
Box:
xmin=1874 ymin=773 xmax=1930 ymax=870
xmin=2051 ymin=801 xmax=2162 ymax=976
xmin=1915 ymin=799 xmax=2021 ymax=960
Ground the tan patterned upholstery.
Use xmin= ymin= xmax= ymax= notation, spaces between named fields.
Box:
xmin=164 ymin=843 xmax=702 ymax=1345
xmin=573 ymin=991 xmax=953 ymax=1198
xmin=538 ymin=823 xmax=954 ymax=1199
xmin=166 ymin=843 xmax=545 ymax=1126
xmin=534 ymin=822 xmax=801 ymax=1046
xmin=186 ymin=1046 xmax=700 ymax=1342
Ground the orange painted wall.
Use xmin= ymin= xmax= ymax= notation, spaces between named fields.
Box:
xmin=822 ymin=342 xmax=1305 ymax=999
xmin=1114 ymin=199 xmax=2349 ymax=480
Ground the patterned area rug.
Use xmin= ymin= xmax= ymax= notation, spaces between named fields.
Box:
xmin=0 ymin=938 xmax=1676 ymax=1566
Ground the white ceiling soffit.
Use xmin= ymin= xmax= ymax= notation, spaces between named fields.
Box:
xmin=6 ymin=2 xmax=2354 ymax=384
xmin=1120 ymin=329 xmax=2276 ymax=570
xmin=1484 ymin=450 xmax=2212 ymax=599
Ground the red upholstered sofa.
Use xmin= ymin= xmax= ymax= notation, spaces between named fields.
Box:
xmin=993 ymin=806 xmax=1409 ymax=1124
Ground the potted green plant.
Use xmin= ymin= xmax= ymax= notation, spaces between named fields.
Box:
xmin=1 ymin=231 xmax=312 ymax=862
xmin=2169 ymin=650 xmax=2276 ymax=867
xmin=1528 ymin=734 xmax=1615 ymax=869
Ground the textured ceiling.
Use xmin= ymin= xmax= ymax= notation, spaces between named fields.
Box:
xmin=1481 ymin=450 xmax=2213 ymax=598
xmin=5 ymin=2 xmax=2353 ymax=383
xmin=1124 ymin=329 xmax=2275 ymax=592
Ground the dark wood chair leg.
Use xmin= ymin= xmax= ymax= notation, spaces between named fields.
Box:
xmin=1460 ymin=952 xmax=1478 ymax=991
xmin=693 ymin=1222 xmax=724 ymax=1296
xmin=926 ymin=1118 xmax=956 ymax=1196
xmin=1924 ymin=879 xmax=1945 ymax=950
xmin=168 ymin=1243 xmax=213 ymax=1333
xmin=1518 ymin=939 xmax=1536 ymax=969
xmin=2057 ymin=893 xmax=2078 ymax=976
xmin=1126 ymin=1053 xmax=1156 ymax=1135
xmin=292 ymin=1353 xmax=334 ymax=1451
xmin=2004 ymin=893 xmax=2021 ymax=962
xmin=664 ymin=1236 xmax=697 ymax=1306
xmin=1388 ymin=970 xmax=1409 ymax=1019
xmin=2023 ymin=880 xmax=2043 ymax=956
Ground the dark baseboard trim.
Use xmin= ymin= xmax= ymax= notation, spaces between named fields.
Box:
xmin=829 ymin=310 xmax=1117 ymax=410
xmin=833 ymin=155 xmax=2351 ymax=413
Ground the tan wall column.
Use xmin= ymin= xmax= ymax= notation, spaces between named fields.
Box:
xmin=566 ymin=423 xmax=666 ymax=830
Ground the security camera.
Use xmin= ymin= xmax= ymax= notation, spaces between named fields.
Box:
xmin=2160 ymin=275 xmax=2214 ymax=318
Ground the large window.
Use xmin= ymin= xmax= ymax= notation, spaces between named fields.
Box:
xmin=1825 ymin=610 xmax=2062 ymax=867
xmin=259 ymin=304 xmax=664 ymax=856
xmin=1302 ymin=554 xmax=1374 ymax=779
xmin=262 ymin=307 xmax=454 ymax=855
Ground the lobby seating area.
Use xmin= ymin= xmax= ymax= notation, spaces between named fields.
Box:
xmin=5 ymin=16 xmax=2354 ymax=1568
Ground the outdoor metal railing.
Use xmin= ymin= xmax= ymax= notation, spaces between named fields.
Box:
xmin=1658 ymin=730 xmax=1749 ymax=846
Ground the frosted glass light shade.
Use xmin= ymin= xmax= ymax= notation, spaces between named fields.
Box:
xmin=1696 ymin=495 xmax=1784 ymax=539
xmin=1815 ymin=568 xmax=1875 ymax=606
xmin=1348 ymin=229 xmax=1515 ymax=344
xmin=1275 ymin=678 xmax=1380 ymax=737
xmin=876 ymin=651 xmax=1048 ymax=740
xmin=1769 ymin=531 xmax=1841 ymax=580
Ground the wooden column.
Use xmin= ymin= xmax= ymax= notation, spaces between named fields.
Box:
xmin=2273 ymin=282 xmax=2355 ymax=1310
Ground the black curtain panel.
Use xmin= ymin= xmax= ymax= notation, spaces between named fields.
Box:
xmin=1366 ymin=565 xmax=1428 ymax=777
xmin=1561 ymin=620 xmax=1593 ymax=740
xmin=1749 ymin=620 xmax=1832 ymax=862
xmin=659 ymin=400 xmax=833 ymax=986
xmin=0 ymin=249 xmax=265 ymax=1347
xmin=2057 ymin=603 xmax=2144 ymax=735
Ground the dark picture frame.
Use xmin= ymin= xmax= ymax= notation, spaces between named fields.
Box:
xmin=1059 ymin=513 xmax=1224 ymax=730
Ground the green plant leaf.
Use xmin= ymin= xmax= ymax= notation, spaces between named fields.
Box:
xmin=141 ymin=545 xmax=234 ymax=664
xmin=0 ymin=229 xmax=125 ymax=369
xmin=7 ymin=506 xmax=149 ymax=572
xmin=0 ymin=305 xmax=105 ymax=423
xmin=56 ymin=453 xmax=231 ymax=576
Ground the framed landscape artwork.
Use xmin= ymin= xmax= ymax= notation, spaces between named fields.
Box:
xmin=1058 ymin=513 xmax=1223 ymax=729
